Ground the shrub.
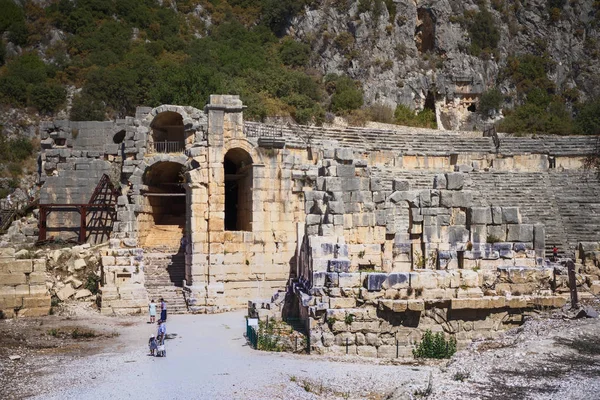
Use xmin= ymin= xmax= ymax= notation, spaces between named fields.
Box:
xmin=279 ymin=38 xmax=310 ymax=67
xmin=479 ymin=88 xmax=503 ymax=117
xmin=85 ymin=273 xmax=101 ymax=295
xmin=29 ymin=81 xmax=67 ymax=114
xmin=467 ymin=6 xmax=500 ymax=56
xmin=394 ymin=104 xmax=437 ymax=129
xmin=326 ymin=74 xmax=364 ymax=113
xmin=70 ymin=92 xmax=105 ymax=121
xmin=575 ymin=98 xmax=600 ymax=135
xmin=413 ymin=329 xmax=457 ymax=359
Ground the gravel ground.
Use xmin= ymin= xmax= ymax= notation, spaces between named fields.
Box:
xmin=18 ymin=310 xmax=432 ymax=400
xmin=2 ymin=304 xmax=600 ymax=400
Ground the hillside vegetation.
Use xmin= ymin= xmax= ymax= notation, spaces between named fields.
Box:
xmin=0 ymin=0 xmax=599 ymax=135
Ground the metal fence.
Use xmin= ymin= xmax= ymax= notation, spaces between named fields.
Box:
xmin=149 ymin=141 xmax=185 ymax=153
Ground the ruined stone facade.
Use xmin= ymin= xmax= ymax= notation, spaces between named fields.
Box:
xmin=35 ymin=95 xmax=600 ymax=355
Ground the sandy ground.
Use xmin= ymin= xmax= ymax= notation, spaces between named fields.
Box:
xmin=1 ymin=302 xmax=599 ymax=400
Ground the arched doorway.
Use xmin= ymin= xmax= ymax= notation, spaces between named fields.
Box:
xmin=224 ymin=148 xmax=253 ymax=231
xmin=149 ymin=111 xmax=185 ymax=153
xmin=140 ymin=161 xmax=186 ymax=248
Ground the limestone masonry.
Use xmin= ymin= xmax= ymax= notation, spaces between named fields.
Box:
xmin=7 ymin=94 xmax=598 ymax=357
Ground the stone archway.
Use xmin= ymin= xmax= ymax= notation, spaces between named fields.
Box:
xmin=136 ymin=160 xmax=187 ymax=248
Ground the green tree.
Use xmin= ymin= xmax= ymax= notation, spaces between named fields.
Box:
xmin=70 ymin=92 xmax=105 ymax=121
xmin=468 ymin=6 xmax=500 ymax=56
xmin=575 ymin=98 xmax=600 ymax=135
xmin=326 ymin=74 xmax=363 ymax=113
xmin=279 ymin=38 xmax=310 ymax=67
xmin=479 ymin=88 xmax=503 ymax=117
xmin=29 ymin=81 xmax=67 ymax=114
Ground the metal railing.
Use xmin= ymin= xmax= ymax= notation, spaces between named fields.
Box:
xmin=149 ymin=141 xmax=185 ymax=154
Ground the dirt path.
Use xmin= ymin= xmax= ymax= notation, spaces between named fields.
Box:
xmin=2 ymin=304 xmax=599 ymax=400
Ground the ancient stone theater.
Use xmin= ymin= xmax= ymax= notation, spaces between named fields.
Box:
xmin=35 ymin=94 xmax=600 ymax=356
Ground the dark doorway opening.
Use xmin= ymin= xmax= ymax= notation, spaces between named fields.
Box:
xmin=224 ymin=148 xmax=253 ymax=231
xmin=415 ymin=8 xmax=435 ymax=53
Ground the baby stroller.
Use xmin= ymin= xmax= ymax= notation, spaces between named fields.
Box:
xmin=156 ymin=335 xmax=166 ymax=357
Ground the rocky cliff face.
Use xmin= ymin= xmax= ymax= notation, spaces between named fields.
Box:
xmin=289 ymin=0 xmax=600 ymax=130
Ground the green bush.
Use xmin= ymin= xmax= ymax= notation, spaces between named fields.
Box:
xmin=467 ymin=6 xmax=500 ymax=56
xmin=413 ymin=329 xmax=457 ymax=359
xmin=30 ymin=82 xmax=67 ymax=114
xmin=326 ymin=74 xmax=363 ymax=113
xmin=479 ymin=88 xmax=503 ymax=117
xmin=575 ymin=98 xmax=600 ymax=135
xmin=84 ymin=273 xmax=101 ymax=295
xmin=279 ymin=38 xmax=310 ymax=67
xmin=394 ymin=104 xmax=437 ymax=129
xmin=70 ymin=92 xmax=106 ymax=121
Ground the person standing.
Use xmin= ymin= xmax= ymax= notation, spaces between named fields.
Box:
xmin=553 ymin=245 xmax=558 ymax=262
xmin=148 ymin=299 xmax=156 ymax=323
xmin=160 ymin=297 xmax=167 ymax=321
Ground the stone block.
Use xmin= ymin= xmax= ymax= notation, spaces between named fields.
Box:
xmin=487 ymin=225 xmax=506 ymax=242
xmin=335 ymin=148 xmax=353 ymax=162
xmin=507 ymin=224 xmax=534 ymax=242
xmin=533 ymin=224 xmax=545 ymax=251
xmin=469 ymin=207 xmax=492 ymax=225
xmin=338 ymin=273 xmax=362 ymax=288
xmin=448 ymin=226 xmax=469 ymax=244
xmin=367 ymin=273 xmax=387 ymax=291
xmin=384 ymin=273 xmax=409 ymax=289
xmin=491 ymin=206 xmax=502 ymax=225
xmin=502 ymin=207 xmax=521 ymax=224
xmin=328 ymin=259 xmax=351 ymax=273
xmin=330 ymin=297 xmax=357 ymax=309
xmin=446 ymin=172 xmax=465 ymax=190
xmin=434 ymin=174 xmax=447 ymax=189
xmin=393 ymin=180 xmax=410 ymax=191
xmin=407 ymin=300 xmax=424 ymax=311
xmin=56 ymin=285 xmax=76 ymax=301
xmin=328 ymin=201 xmax=345 ymax=214
xmin=357 ymin=346 xmax=378 ymax=358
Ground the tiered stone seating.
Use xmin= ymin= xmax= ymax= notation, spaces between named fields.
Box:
xmin=548 ymin=170 xmax=600 ymax=252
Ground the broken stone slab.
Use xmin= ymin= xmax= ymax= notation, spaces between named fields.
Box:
xmin=9 ymin=355 xmax=21 ymax=361
xmin=56 ymin=284 xmax=76 ymax=301
xmin=383 ymin=273 xmax=409 ymax=289
xmin=73 ymin=259 xmax=87 ymax=271
xmin=74 ymin=289 xmax=92 ymax=299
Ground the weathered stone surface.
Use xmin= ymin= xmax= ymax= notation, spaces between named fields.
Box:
xmin=502 ymin=207 xmax=521 ymax=224
xmin=507 ymin=224 xmax=534 ymax=242
xmin=446 ymin=173 xmax=465 ymax=190
xmin=57 ymin=285 xmax=76 ymax=301
xmin=367 ymin=273 xmax=387 ymax=291
xmin=469 ymin=207 xmax=492 ymax=225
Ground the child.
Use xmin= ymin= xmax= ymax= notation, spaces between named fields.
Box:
xmin=148 ymin=335 xmax=158 ymax=356
xmin=149 ymin=299 xmax=156 ymax=323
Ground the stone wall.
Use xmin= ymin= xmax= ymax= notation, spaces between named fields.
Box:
xmin=36 ymin=96 xmax=599 ymax=316
xmin=0 ymin=249 xmax=50 ymax=318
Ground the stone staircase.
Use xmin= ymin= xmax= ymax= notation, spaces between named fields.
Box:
xmin=142 ymin=224 xmax=187 ymax=314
